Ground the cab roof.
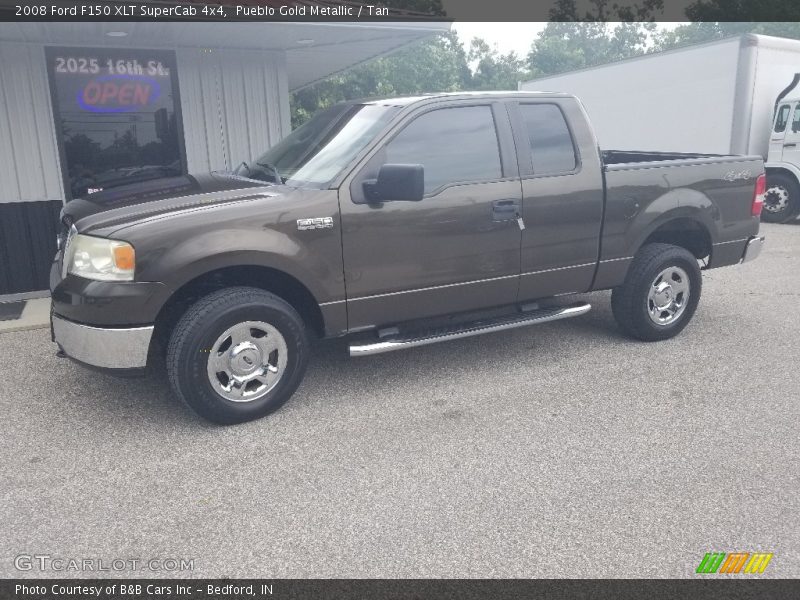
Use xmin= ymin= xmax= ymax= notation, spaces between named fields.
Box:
xmin=359 ymin=91 xmax=574 ymax=107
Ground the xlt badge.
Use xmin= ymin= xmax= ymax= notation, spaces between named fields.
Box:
xmin=297 ymin=217 xmax=334 ymax=231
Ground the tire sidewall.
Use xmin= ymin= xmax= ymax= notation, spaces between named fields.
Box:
xmin=633 ymin=250 xmax=701 ymax=339
xmin=763 ymin=174 xmax=799 ymax=223
xmin=175 ymin=297 xmax=308 ymax=423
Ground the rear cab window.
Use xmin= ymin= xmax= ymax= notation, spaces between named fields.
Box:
xmin=518 ymin=103 xmax=578 ymax=176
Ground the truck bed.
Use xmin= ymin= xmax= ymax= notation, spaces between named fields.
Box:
xmin=601 ymin=150 xmax=727 ymax=165
xmin=597 ymin=150 xmax=763 ymax=277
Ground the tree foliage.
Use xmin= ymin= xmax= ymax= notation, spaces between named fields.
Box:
xmin=291 ymin=31 xmax=469 ymax=126
xmin=468 ymin=38 xmax=526 ymax=90
xmin=653 ymin=22 xmax=800 ymax=51
xmin=549 ymin=0 xmax=664 ymax=21
xmin=686 ymin=0 xmax=800 ymax=21
xmin=527 ymin=22 xmax=655 ymax=77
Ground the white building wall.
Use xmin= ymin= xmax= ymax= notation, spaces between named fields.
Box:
xmin=0 ymin=42 xmax=65 ymax=203
xmin=176 ymin=47 xmax=290 ymax=173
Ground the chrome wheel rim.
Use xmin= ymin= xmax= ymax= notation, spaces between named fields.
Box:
xmin=647 ymin=266 xmax=690 ymax=326
xmin=764 ymin=185 xmax=789 ymax=213
xmin=206 ymin=321 xmax=288 ymax=403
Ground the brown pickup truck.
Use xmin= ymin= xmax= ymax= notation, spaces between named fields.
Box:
xmin=51 ymin=92 xmax=766 ymax=424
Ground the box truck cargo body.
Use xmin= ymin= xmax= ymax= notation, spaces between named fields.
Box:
xmin=521 ymin=34 xmax=800 ymax=221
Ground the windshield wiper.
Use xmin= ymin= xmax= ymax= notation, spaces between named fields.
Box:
xmin=256 ymin=161 xmax=285 ymax=184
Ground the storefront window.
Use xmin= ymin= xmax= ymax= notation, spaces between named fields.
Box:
xmin=46 ymin=47 xmax=184 ymax=199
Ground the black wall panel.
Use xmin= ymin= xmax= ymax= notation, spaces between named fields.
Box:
xmin=0 ymin=201 xmax=62 ymax=295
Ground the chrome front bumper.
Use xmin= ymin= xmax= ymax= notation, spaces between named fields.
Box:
xmin=741 ymin=236 xmax=765 ymax=264
xmin=52 ymin=314 xmax=153 ymax=369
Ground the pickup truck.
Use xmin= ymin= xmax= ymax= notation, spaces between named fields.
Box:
xmin=51 ymin=92 xmax=766 ymax=424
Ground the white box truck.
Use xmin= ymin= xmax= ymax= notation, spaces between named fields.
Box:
xmin=521 ymin=34 xmax=800 ymax=222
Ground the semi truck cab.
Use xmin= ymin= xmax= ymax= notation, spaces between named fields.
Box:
xmin=766 ymin=95 xmax=800 ymax=221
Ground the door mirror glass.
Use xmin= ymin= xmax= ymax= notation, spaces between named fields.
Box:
xmin=363 ymin=164 xmax=424 ymax=202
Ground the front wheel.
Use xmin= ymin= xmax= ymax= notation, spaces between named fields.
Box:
xmin=611 ymin=243 xmax=702 ymax=342
xmin=762 ymin=173 xmax=799 ymax=223
xmin=166 ymin=287 xmax=310 ymax=424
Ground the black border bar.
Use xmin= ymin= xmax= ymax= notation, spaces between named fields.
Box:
xmin=3 ymin=579 xmax=800 ymax=600
xmin=3 ymin=0 xmax=800 ymax=22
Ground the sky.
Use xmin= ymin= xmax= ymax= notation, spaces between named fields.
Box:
xmin=452 ymin=22 xmax=687 ymax=60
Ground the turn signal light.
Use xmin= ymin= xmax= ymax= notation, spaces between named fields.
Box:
xmin=752 ymin=173 xmax=766 ymax=217
xmin=113 ymin=244 xmax=136 ymax=271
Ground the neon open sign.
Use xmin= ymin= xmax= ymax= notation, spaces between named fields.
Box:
xmin=77 ymin=74 xmax=161 ymax=113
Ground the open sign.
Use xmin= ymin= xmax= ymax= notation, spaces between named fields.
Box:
xmin=77 ymin=74 xmax=161 ymax=113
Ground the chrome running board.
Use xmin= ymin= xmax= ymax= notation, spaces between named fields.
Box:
xmin=349 ymin=302 xmax=591 ymax=357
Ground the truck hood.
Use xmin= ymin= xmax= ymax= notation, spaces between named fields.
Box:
xmin=61 ymin=172 xmax=277 ymax=233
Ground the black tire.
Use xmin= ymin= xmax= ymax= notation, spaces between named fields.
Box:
xmin=611 ymin=243 xmax=702 ymax=342
xmin=166 ymin=287 xmax=309 ymax=424
xmin=762 ymin=173 xmax=800 ymax=223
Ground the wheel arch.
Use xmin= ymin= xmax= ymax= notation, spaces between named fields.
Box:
xmin=630 ymin=206 xmax=715 ymax=263
xmin=765 ymin=163 xmax=800 ymax=185
xmin=636 ymin=215 xmax=714 ymax=261
xmin=152 ymin=262 xmax=327 ymax=355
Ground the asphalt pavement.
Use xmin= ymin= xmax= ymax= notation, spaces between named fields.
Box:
xmin=1 ymin=222 xmax=798 ymax=578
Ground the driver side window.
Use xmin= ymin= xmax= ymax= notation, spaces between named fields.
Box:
xmin=383 ymin=105 xmax=503 ymax=195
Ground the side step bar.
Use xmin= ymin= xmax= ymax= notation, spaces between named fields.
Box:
xmin=349 ymin=302 xmax=591 ymax=357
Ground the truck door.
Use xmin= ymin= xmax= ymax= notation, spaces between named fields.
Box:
xmin=339 ymin=101 xmax=522 ymax=331
xmin=778 ymin=103 xmax=800 ymax=167
xmin=769 ymin=102 xmax=791 ymax=162
xmin=507 ymin=100 xmax=604 ymax=302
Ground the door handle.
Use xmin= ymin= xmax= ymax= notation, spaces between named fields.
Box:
xmin=491 ymin=199 xmax=520 ymax=221
xmin=784 ymin=143 xmax=797 ymax=148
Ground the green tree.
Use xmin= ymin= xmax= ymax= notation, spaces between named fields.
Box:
xmin=468 ymin=38 xmax=527 ymax=90
xmin=291 ymin=31 xmax=469 ymax=126
xmin=686 ymin=0 xmax=800 ymax=21
xmin=527 ymin=21 xmax=655 ymax=77
xmin=549 ymin=0 xmax=664 ymax=21
xmin=653 ymin=22 xmax=800 ymax=51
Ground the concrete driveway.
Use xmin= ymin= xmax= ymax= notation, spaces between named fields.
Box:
xmin=1 ymin=222 xmax=797 ymax=578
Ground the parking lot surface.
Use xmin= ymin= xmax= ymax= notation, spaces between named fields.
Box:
xmin=1 ymin=222 xmax=798 ymax=578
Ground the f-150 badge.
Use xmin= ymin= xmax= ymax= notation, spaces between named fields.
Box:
xmin=297 ymin=217 xmax=334 ymax=230
xmin=723 ymin=170 xmax=752 ymax=182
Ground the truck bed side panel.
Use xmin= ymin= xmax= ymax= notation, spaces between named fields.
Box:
xmin=593 ymin=156 xmax=762 ymax=290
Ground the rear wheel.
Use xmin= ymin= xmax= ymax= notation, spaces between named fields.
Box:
xmin=612 ymin=243 xmax=702 ymax=342
xmin=762 ymin=173 xmax=799 ymax=223
xmin=166 ymin=287 xmax=309 ymax=424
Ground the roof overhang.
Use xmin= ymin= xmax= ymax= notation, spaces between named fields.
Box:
xmin=0 ymin=20 xmax=451 ymax=90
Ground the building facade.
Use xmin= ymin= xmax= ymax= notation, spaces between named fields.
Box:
xmin=0 ymin=17 xmax=448 ymax=294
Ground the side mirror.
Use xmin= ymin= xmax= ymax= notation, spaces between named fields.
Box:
xmin=363 ymin=164 xmax=424 ymax=202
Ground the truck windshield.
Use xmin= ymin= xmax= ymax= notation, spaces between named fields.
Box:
xmin=239 ymin=104 xmax=399 ymax=188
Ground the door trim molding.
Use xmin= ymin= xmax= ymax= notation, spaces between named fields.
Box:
xmin=348 ymin=272 xmax=520 ymax=302
xmin=521 ymin=262 xmax=596 ymax=277
xmin=348 ymin=261 xmax=599 ymax=303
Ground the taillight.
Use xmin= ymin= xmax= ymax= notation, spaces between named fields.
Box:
xmin=752 ymin=173 xmax=766 ymax=216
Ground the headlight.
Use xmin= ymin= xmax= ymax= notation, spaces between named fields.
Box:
xmin=62 ymin=227 xmax=135 ymax=282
